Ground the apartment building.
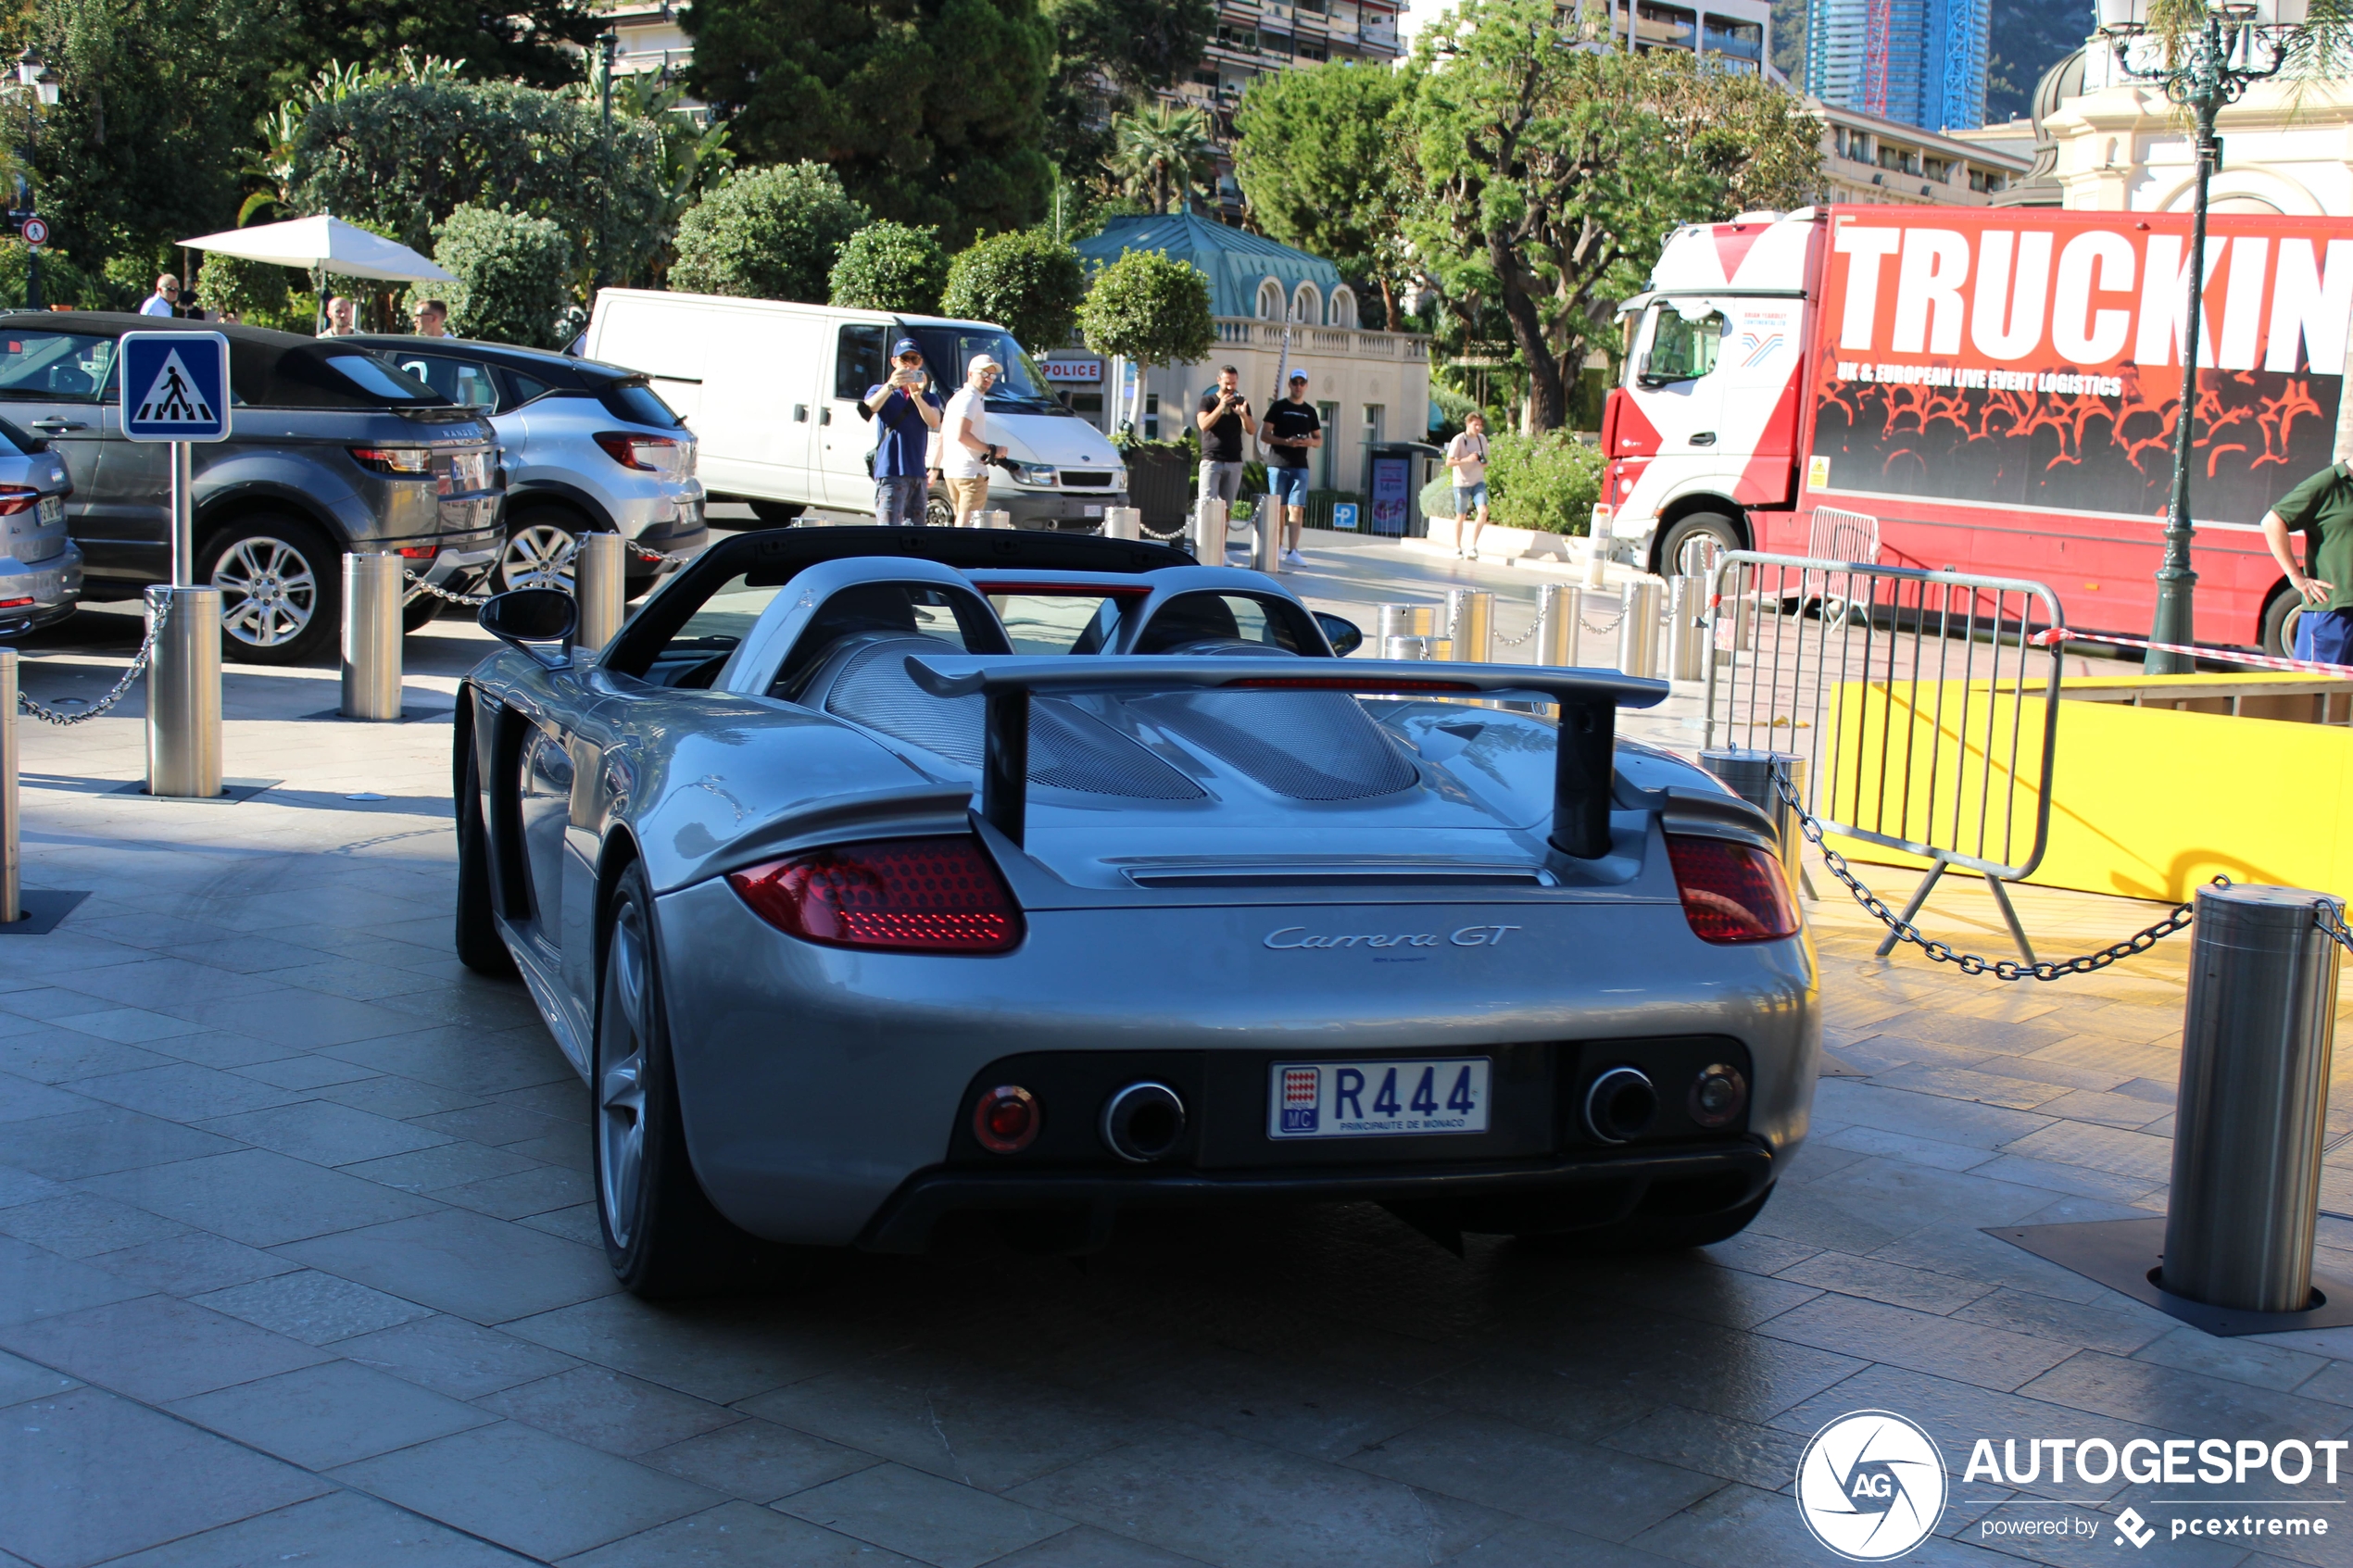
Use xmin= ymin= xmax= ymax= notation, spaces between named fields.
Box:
xmin=1810 ymin=97 xmax=2032 ymax=207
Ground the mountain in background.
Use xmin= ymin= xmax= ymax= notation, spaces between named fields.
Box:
xmin=1769 ymin=0 xmax=2091 ymax=127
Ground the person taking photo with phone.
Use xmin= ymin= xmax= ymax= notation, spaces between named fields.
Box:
xmin=1261 ymin=370 xmax=1321 ymax=567
xmin=863 ymin=338 xmax=945 ymax=526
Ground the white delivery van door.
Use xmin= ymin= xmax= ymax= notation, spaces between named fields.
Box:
xmin=820 ymin=322 xmax=893 ymax=509
xmin=693 ymin=305 xmax=824 ymax=504
xmin=587 ymin=294 xmax=705 ymax=424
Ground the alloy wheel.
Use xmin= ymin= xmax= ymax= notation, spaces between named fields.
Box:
xmin=502 ymin=523 xmax=577 ymax=592
xmin=598 ymin=901 xmax=651 ymax=1251
xmin=212 ymin=536 xmax=319 ymax=649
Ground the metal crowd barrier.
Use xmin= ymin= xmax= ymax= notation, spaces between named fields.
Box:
xmin=1702 ymin=549 xmax=2066 ymax=961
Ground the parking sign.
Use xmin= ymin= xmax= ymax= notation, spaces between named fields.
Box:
xmin=120 ymin=332 xmax=231 ymax=443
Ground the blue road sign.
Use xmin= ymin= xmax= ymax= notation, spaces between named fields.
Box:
xmin=120 ymin=332 xmax=231 ymax=443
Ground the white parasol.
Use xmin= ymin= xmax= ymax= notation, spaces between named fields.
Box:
xmin=176 ymin=215 xmax=453 ymax=282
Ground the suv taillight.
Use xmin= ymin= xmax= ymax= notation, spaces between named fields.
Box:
xmin=0 ymin=484 xmax=40 ymax=516
xmin=727 ymin=836 xmax=1022 ymax=954
xmin=350 ymin=446 xmax=433 ymax=475
xmin=596 ymin=432 xmax=686 ymax=477
xmin=1664 ymin=834 xmax=1798 ymax=945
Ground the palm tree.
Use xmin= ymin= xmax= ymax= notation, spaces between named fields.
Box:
xmin=1106 ymin=101 xmax=1214 ymax=215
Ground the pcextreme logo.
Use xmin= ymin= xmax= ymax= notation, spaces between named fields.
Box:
xmin=1795 ymin=1411 xmax=1949 ymax=1562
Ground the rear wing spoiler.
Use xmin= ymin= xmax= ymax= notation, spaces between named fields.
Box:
xmin=903 ymin=655 xmax=1669 ymax=859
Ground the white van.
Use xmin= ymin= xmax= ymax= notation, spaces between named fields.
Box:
xmin=583 ymin=289 xmax=1129 ymax=529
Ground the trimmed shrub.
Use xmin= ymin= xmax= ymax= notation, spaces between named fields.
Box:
xmin=671 ymin=162 xmax=870 ymax=303
xmin=941 ymin=229 xmax=1088 ymax=351
xmin=194 ymin=253 xmax=298 ymax=326
xmin=424 ymin=206 xmax=575 ymax=349
xmin=1485 ymin=432 xmax=1604 ymax=534
xmin=828 ymin=221 xmax=949 ymax=314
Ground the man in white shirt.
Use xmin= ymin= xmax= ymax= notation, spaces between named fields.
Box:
xmin=139 ymin=275 xmax=180 ymax=317
xmin=1446 ymin=411 xmax=1491 ymax=559
xmin=940 ymin=356 xmax=1003 ymax=528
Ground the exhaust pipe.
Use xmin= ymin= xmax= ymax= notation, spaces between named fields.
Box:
xmin=1584 ymin=1066 xmax=1657 ymax=1144
xmin=1101 ymin=1081 xmax=1187 ymax=1163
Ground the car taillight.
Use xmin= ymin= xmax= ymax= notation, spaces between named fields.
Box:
xmin=1665 ymin=834 xmax=1798 ymax=945
xmin=350 ymin=446 xmax=433 ymax=475
xmin=0 ymin=484 xmax=41 ymax=516
xmin=596 ymin=432 xmax=685 ymax=477
xmin=727 ymin=836 xmax=1022 ymax=954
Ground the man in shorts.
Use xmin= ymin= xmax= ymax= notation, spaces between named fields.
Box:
xmin=1446 ymin=411 xmax=1491 ymax=559
xmin=1196 ymin=365 xmax=1255 ymax=515
xmin=1262 ymin=370 xmax=1322 ymax=567
xmin=2262 ymin=458 xmax=2353 ymax=663
xmin=941 ymin=356 xmax=1004 ymax=527
xmin=863 ymin=338 xmax=944 ymax=525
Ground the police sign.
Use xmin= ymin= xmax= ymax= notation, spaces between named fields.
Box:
xmin=120 ymin=331 xmax=231 ymax=443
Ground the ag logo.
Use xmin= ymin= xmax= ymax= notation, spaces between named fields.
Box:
xmin=1794 ymin=1410 xmax=1948 ymax=1561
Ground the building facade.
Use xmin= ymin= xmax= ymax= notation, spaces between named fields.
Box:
xmin=1806 ymin=0 xmax=1992 ymax=134
xmin=1066 ymin=214 xmax=1428 ymax=499
xmin=1810 ymin=97 xmax=2032 ymax=206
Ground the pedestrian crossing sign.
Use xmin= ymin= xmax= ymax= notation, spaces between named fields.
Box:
xmin=120 ymin=331 xmax=231 ymax=442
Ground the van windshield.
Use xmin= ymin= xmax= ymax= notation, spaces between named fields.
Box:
xmin=902 ymin=327 xmax=1071 ymax=417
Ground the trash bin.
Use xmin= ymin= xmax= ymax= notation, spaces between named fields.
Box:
xmin=1124 ymin=446 xmax=1191 ymax=536
xmin=1366 ymin=442 xmax=1444 ymax=537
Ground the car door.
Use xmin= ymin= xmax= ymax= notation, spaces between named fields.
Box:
xmin=0 ymin=329 xmax=132 ymax=574
xmin=820 ymin=322 xmax=890 ymax=508
xmin=514 ymin=719 xmax=573 ymax=964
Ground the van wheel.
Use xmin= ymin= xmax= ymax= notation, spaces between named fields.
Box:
xmin=2262 ymin=588 xmax=2304 ymax=659
xmin=746 ymin=500 xmax=804 ymax=526
xmin=203 ymin=517 xmax=340 ymax=666
xmin=1656 ymin=512 xmax=1745 ymax=580
xmin=925 ymin=486 xmax=954 ymax=528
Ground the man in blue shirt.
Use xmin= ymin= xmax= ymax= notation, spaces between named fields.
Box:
xmin=139 ymin=274 xmax=180 ymax=317
xmin=862 ymin=338 xmax=944 ymax=526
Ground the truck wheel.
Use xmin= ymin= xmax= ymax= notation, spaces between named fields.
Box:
xmin=746 ymin=500 xmax=804 ymax=526
xmin=1657 ymin=512 xmax=1745 ymax=580
xmin=203 ymin=517 xmax=340 ymax=666
xmin=2261 ymin=588 xmax=2303 ymax=659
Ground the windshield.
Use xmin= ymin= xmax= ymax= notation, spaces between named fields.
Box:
xmin=904 ymin=326 xmax=1070 ymax=416
xmin=0 ymin=332 xmax=116 ymax=404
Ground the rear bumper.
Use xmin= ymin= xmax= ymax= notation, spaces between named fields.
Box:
xmin=994 ymin=488 xmax=1123 ymax=532
xmin=0 ymin=543 xmax=82 ymax=635
xmin=857 ymin=1140 xmax=1774 ymax=1252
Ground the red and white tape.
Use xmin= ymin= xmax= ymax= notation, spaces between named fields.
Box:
xmin=2030 ymin=625 xmax=2353 ymax=679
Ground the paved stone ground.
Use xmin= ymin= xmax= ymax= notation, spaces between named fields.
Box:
xmin=0 ymin=531 xmax=2347 ymax=1567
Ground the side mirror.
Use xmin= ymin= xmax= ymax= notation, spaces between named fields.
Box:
xmin=1315 ymin=611 xmax=1364 ymax=657
xmin=479 ymin=588 xmax=577 ymax=668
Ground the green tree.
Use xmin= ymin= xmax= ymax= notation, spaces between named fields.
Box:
xmin=251 ymin=0 xmax=598 ymax=97
xmin=1038 ymin=0 xmax=1213 ymax=171
xmin=194 ymin=251 xmax=297 ymax=324
xmin=1076 ymin=246 xmax=1213 ymax=430
xmin=940 ymin=228 xmax=1087 ymax=349
xmin=683 ymin=0 xmax=1053 ymax=245
xmin=289 ymin=78 xmax=669 ymax=290
xmin=424 ymin=205 xmax=575 ymax=349
xmin=1104 ymin=99 xmax=1214 ymax=214
xmin=1232 ymin=61 xmax=1408 ymax=325
xmin=1402 ymin=2 xmax=1819 ymax=431
xmin=670 ymin=161 xmax=872 ymax=302
xmin=829 ymin=220 xmax=949 ymax=312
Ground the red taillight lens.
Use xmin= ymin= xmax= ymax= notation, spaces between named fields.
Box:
xmin=727 ymin=836 xmax=1022 ymax=954
xmin=1665 ymin=834 xmax=1799 ymax=945
xmin=0 ymin=484 xmax=39 ymax=516
xmin=349 ymin=446 xmax=434 ymax=475
xmin=973 ymin=1085 xmax=1039 ymax=1153
xmin=595 ymin=432 xmax=683 ymax=474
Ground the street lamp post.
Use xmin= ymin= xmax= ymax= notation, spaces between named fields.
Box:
xmin=595 ymin=31 xmax=618 ymax=296
xmin=2101 ymin=2 xmax=2290 ymax=672
xmin=12 ymin=47 xmax=55 ymax=313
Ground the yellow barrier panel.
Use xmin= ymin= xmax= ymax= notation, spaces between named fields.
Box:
xmin=1823 ymin=673 xmax=2353 ymax=904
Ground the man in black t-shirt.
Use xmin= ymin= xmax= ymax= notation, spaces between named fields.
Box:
xmin=1195 ymin=364 xmax=1254 ymax=518
xmin=1261 ymin=370 xmax=1322 ymax=566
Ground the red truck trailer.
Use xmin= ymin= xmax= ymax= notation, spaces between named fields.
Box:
xmin=1597 ymin=205 xmax=2353 ymax=654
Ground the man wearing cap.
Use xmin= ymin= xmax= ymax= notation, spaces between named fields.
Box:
xmin=863 ymin=338 xmax=945 ymax=526
xmin=1261 ymin=370 xmax=1322 ymax=566
xmin=941 ymin=355 xmax=1004 ymax=528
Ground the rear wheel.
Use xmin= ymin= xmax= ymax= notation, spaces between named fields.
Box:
xmin=925 ymin=486 xmax=953 ymax=529
xmin=596 ymin=862 xmax=760 ymax=1297
xmin=497 ymin=512 xmax=579 ymax=594
xmin=1656 ymin=511 xmax=1744 ymax=580
xmin=747 ymin=499 xmax=804 ymax=526
xmin=203 ymin=516 xmax=340 ymax=666
xmin=453 ymin=729 xmax=513 ymax=978
xmin=2261 ymin=587 xmax=2304 ymax=659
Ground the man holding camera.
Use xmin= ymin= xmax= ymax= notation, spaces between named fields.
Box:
xmin=863 ymin=338 xmax=944 ymax=526
xmin=1196 ymin=365 xmax=1255 ymax=516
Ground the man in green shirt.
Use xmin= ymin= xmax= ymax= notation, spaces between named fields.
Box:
xmin=2260 ymin=459 xmax=2353 ymax=663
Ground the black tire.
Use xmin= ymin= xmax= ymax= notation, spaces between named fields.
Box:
xmin=1656 ymin=511 xmax=1746 ymax=580
xmin=595 ymin=862 xmax=761 ymax=1297
xmin=497 ymin=509 xmax=582 ymax=594
xmin=453 ymin=727 xmax=514 ymax=978
xmin=746 ymin=499 xmax=805 ymax=526
xmin=202 ymin=515 xmax=342 ymax=666
xmin=924 ymin=486 xmax=954 ymax=529
xmin=403 ymin=596 xmax=442 ymax=633
xmin=2261 ymin=587 xmax=2303 ymax=659
xmin=1508 ymin=1183 xmax=1774 ymax=1256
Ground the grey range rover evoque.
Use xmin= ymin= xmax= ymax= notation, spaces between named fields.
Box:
xmin=0 ymin=313 xmax=503 ymax=663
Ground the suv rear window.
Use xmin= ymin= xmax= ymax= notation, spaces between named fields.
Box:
xmin=599 ymin=381 xmax=683 ymax=429
xmin=324 ymin=355 xmax=436 ymax=401
xmin=0 ymin=332 xmax=116 ymax=404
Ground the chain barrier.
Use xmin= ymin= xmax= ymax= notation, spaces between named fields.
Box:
xmin=403 ymin=571 xmax=492 ymax=608
xmin=1492 ymin=621 xmax=1540 ymax=650
xmin=17 ymin=595 xmax=170 ymax=726
xmin=1768 ymin=767 xmax=2209 ymax=981
xmin=2315 ymin=901 xmax=2353 ymax=959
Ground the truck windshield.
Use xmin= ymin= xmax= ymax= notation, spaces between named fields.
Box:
xmin=1640 ymin=307 xmax=1726 ymax=386
xmin=903 ymin=327 xmax=1071 ymax=417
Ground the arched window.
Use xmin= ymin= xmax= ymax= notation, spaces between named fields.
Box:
xmin=1327 ymin=286 xmax=1357 ymax=328
xmin=1255 ymin=278 xmax=1285 ymax=320
xmin=1291 ymin=282 xmax=1321 ymax=325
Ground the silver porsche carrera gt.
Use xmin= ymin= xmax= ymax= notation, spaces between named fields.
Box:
xmin=452 ymin=526 xmax=1820 ymax=1295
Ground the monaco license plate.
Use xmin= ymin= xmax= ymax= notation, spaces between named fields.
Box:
xmin=35 ymin=495 xmax=60 ymax=525
xmin=1268 ymin=1058 xmax=1491 ymax=1140
xmin=1084 ymin=504 xmax=1103 ymax=517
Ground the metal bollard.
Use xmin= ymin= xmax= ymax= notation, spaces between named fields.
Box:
xmin=980 ymin=509 xmax=1013 ymax=530
xmin=2161 ymin=884 xmax=2341 ymax=1314
xmin=1444 ymin=589 xmax=1493 ymax=662
xmin=1666 ymin=574 xmax=1708 ymax=683
xmin=1699 ymin=749 xmax=1809 ymax=891
xmin=146 ymin=585 xmax=222 ymax=799
xmin=1378 ymin=603 xmax=1435 ymax=642
xmin=1617 ymin=577 xmax=1663 ymax=680
xmin=574 ymin=532 xmax=626 ymax=654
xmin=1102 ymin=506 xmax=1140 ymax=542
xmin=341 ymin=553 xmax=403 ymax=721
xmin=1252 ymin=505 xmax=1282 ymax=573
xmin=1193 ymin=497 xmax=1227 ymax=563
xmin=1585 ymin=508 xmax=1613 ymax=589
xmin=1533 ymin=583 xmax=1580 ymax=668
xmin=1381 ymin=634 xmax=1429 ymax=660
xmin=0 ymin=649 xmax=16 ymax=922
